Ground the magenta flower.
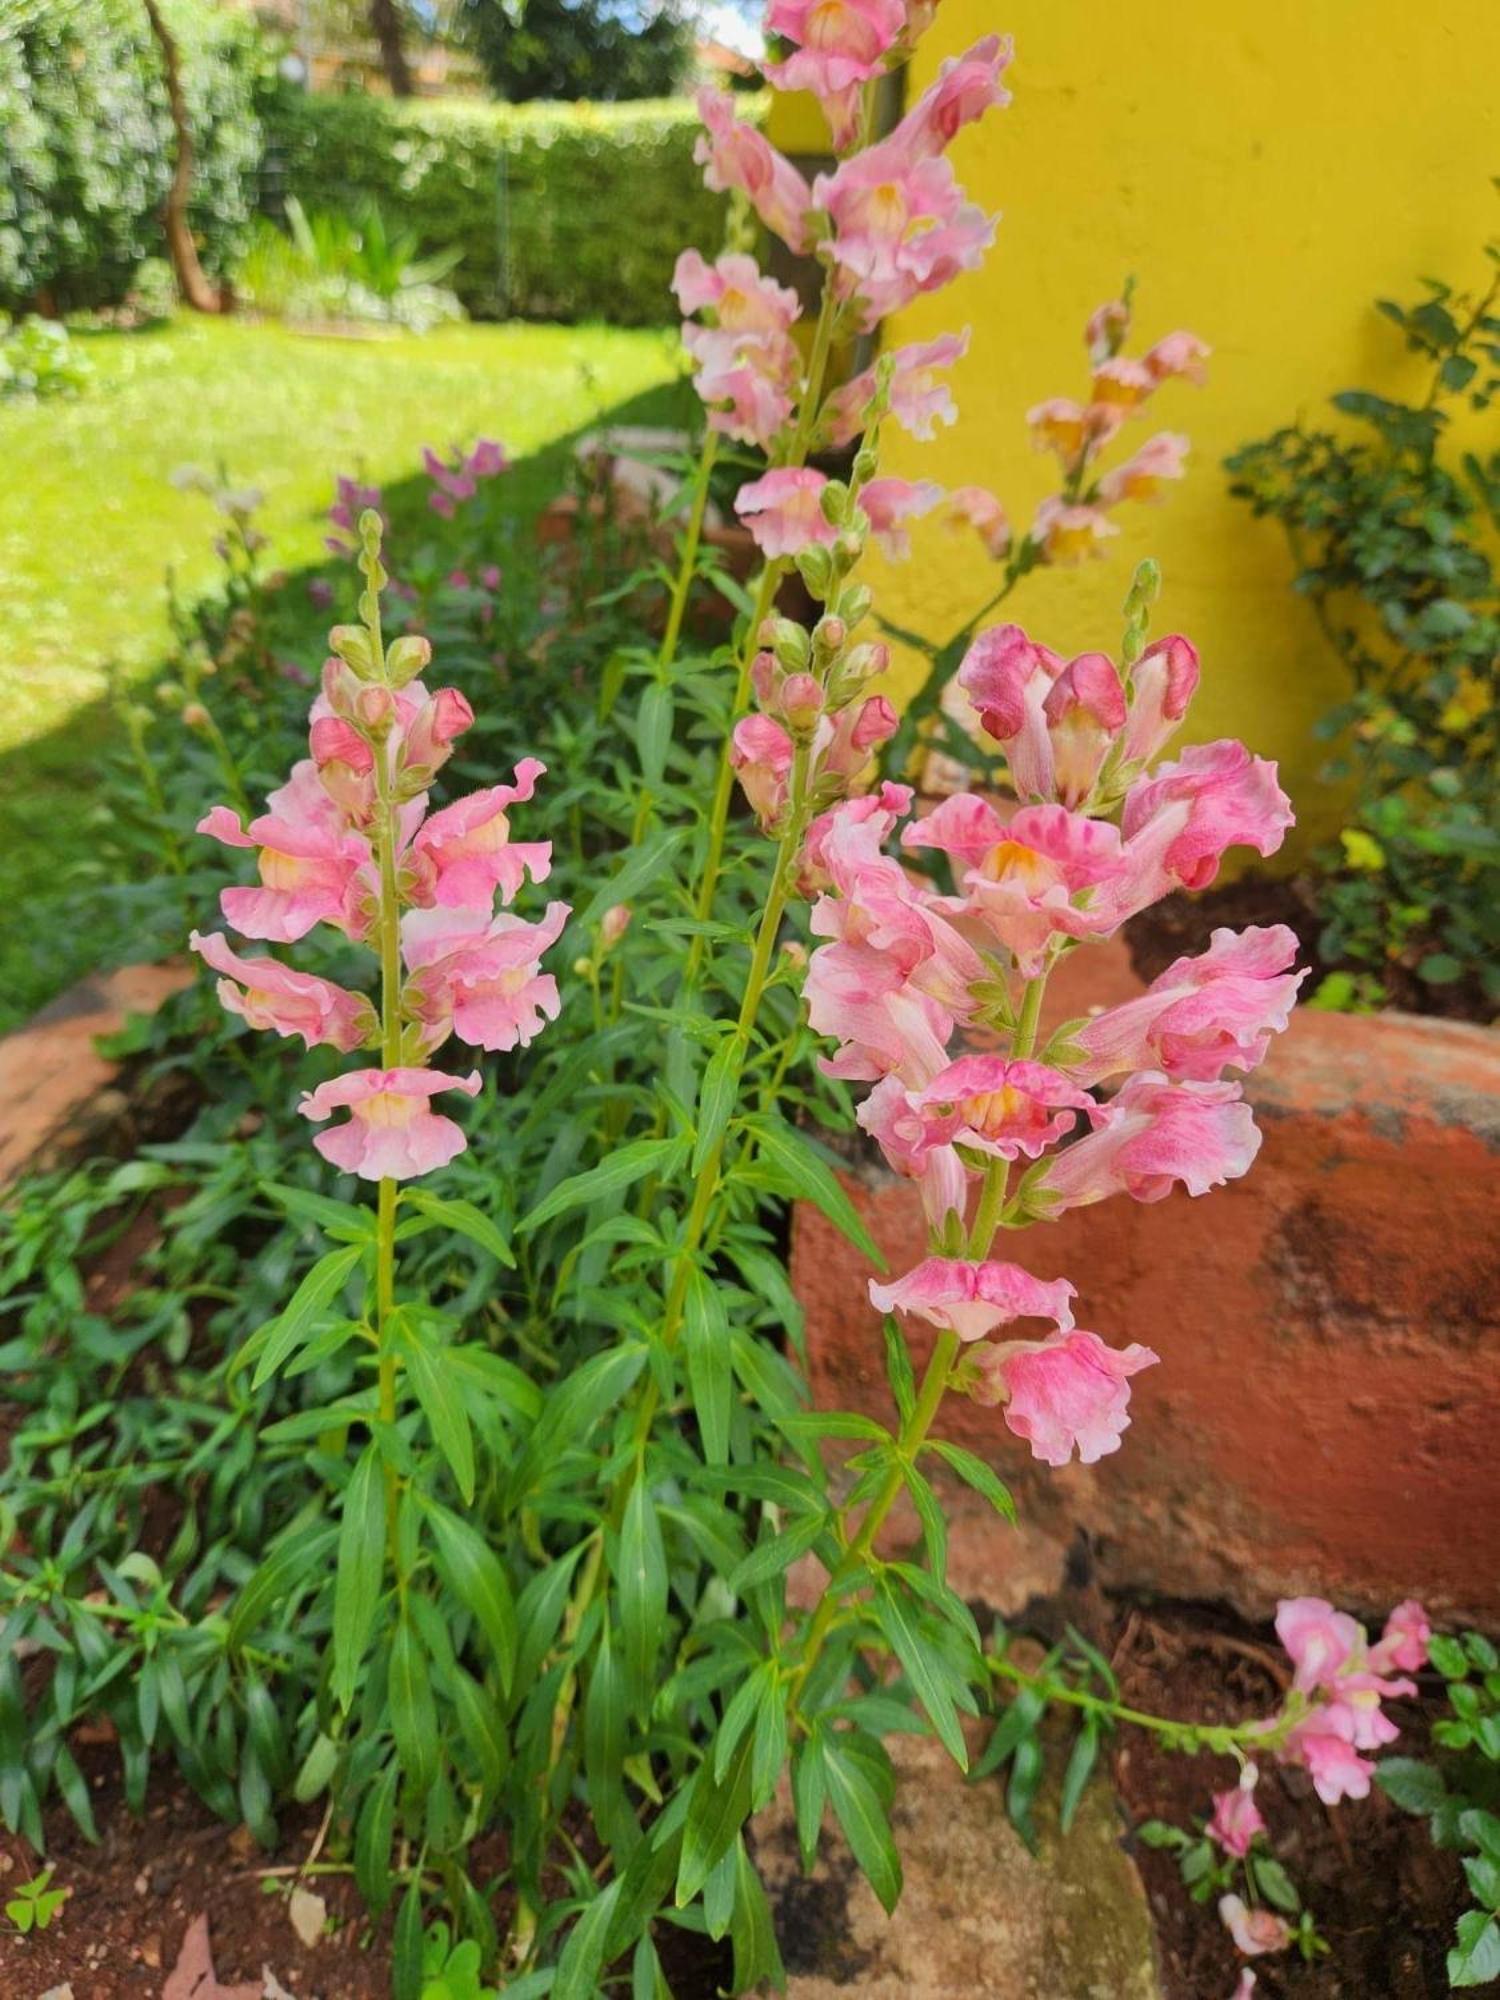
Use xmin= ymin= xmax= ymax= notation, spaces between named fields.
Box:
xmin=1037 ymin=1073 xmax=1261 ymax=1210
xmin=299 ymin=1067 xmax=482 ymax=1182
xmin=694 ymin=89 xmax=815 ymax=251
xmin=1072 ymin=925 xmax=1304 ymax=1086
xmin=411 ymin=759 xmax=552 ymax=908
xmin=973 ymin=1327 xmax=1158 ymax=1467
xmin=199 ymin=763 xmax=371 ymax=943
xmin=764 ymin=0 xmax=906 ymax=148
xmin=906 ymin=1054 xmax=1101 ymax=1163
xmin=189 ymin=930 xmax=376 ymax=1052
xmin=824 ymin=330 xmax=970 ymax=446
xmin=1218 ymin=1896 xmax=1291 ymax=1959
xmin=1117 ymin=740 xmax=1294 ymax=909
xmin=859 ymin=476 xmax=943 ymax=558
xmin=735 ymin=468 xmax=838 ymax=558
xmin=402 ymin=901 xmax=569 ymax=1053
xmin=1206 ymin=1770 xmax=1266 ymax=1859
xmin=869 ymin=1257 xmax=1076 ymax=1342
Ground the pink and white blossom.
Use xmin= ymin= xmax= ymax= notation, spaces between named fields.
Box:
xmin=1116 ymin=741 xmax=1294 ymax=911
xmin=1145 ymin=331 xmax=1211 ymax=385
xmin=889 ymin=34 xmax=1013 ymax=160
xmin=1370 ymin=1599 xmax=1432 ymax=1675
xmin=814 ymin=141 xmax=995 ymax=329
xmin=402 ymin=901 xmax=569 ymax=1053
xmin=1120 ymin=633 xmax=1200 ymax=769
xmin=943 ymin=484 xmax=1011 ymax=558
xmin=860 ymin=476 xmax=943 ymax=558
xmin=1097 ymin=431 xmax=1189 ymax=506
xmin=1217 ymin=1896 xmax=1290 ymax=1959
xmin=1207 ymin=1768 xmax=1266 ymax=1859
xmin=732 ymin=713 xmax=797 ymax=829
xmin=299 ymin=1066 xmax=483 ymax=1181
xmin=823 ymin=330 xmax=970 ymax=445
xmin=973 ymin=1328 xmax=1158 ymax=1466
xmin=695 ymin=90 xmax=814 ymax=251
xmin=1037 ymin=1073 xmax=1261 ymax=1210
xmin=189 ymin=930 xmax=376 ymax=1051
xmin=869 ymin=1257 xmax=1076 ymax=1342
xmin=735 ymin=468 xmax=837 ymax=558
xmin=763 ymin=0 xmax=906 ymax=148
xmin=199 ymin=762 xmax=371 ymax=944
xmin=905 ymin=1053 xmax=1101 ymax=1162
xmin=1032 ymin=498 xmax=1119 ymax=564
xmin=411 ymin=760 xmax=553 ymax=908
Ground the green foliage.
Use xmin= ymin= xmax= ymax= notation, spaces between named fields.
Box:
xmin=0 ymin=0 xmax=268 ymax=312
xmin=4 ymin=1866 xmax=68 ymax=1933
xmin=0 ymin=313 xmax=90 ymax=400
xmin=459 ymin=0 xmax=690 ymax=103
xmin=237 ymin=196 xmax=467 ymax=332
xmin=260 ymin=90 xmax=750 ymax=323
xmin=1226 ymin=241 xmax=1500 ymax=1013
xmin=1378 ymin=1629 xmax=1500 ymax=1988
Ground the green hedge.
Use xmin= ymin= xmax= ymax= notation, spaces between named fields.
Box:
xmin=260 ymin=92 xmax=748 ymax=325
xmin=0 ymin=0 xmax=266 ymax=312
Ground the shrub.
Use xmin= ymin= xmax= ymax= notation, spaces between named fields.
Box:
xmin=458 ymin=0 xmax=690 ymax=103
xmin=1227 ymin=249 xmax=1500 ymax=1015
xmin=259 ymin=90 xmax=746 ymax=323
xmin=0 ymin=0 xmax=267 ymax=313
xmin=238 ymin=196 xmax=466 ymax=332
xmin=0 ymin=312 xmax=91 ymax=399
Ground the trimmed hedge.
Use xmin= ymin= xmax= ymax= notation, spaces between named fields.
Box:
xmin=260 ymin=92 xmax=748 ymax=325
xmin=0 ymin=0 xmax=265 ymax=311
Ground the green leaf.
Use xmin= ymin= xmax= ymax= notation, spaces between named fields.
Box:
xmin=1450 ymin=1909 xmax=1500 ymax=1987
xmin=1059 ymin=1719 xmax=1099 ymax=1835
xmin=1251 ymin=1854 xmax=1301 ymax=1915
xmin=261 ymin=1180 xmax=375 ymax=1243
xmin=728 ymin=1511 xmax=826 ymax=1597
xmin=926 ymin=1440 xmax=1016 ymax=1522
xmin=1376 ymin=1756 xmax=1449 ymax=1815
xmin=333 ymin=1444 xmax=385 ymax=1707
xmin=388 ymin=1615 xmax=437 ymax=1799
xmin=745 ymin=1116 xmax=885 ymax=1269
xmin=555 ymin=1881 xmax=624 ymax=2000
xmin=392 ymin=1877 xmax=426 ymax=2000
xmin=822 ymin=1737 xmax=902 ymax=1913
xmin=519 ymin=1137 xmax=686 ymax=1233
xmin=354 ymin=1762 xmax=398 ymax=1913
xmin=400 ymin=1188 xmax=514 ymax=1266
xmin=247 ymin=1243 xmax=364 ymax=1390
xmin=882 ymin=1316 xmax=915 ymax=1425
xmin=874 ymin=1578 xmax=968 ymax=1769
xmin=423 ymin=1499 xmax=518 ymax=1695
xmin=692 ymin=1033 xmax=742 ymax=1175
xmin=636 ymin=679 xmax=674 ymax=785
xmin=293 ymin=1732 xmax=339 ymax=1805
xmin=620 ymin=1472 xmax=668 ymax=1702
xmin=400 ymin=1322 xmax=475 ymax=1503
xmin=570 ymin=825 xmax=686 ymax=936
xmin=226 ymin=1521 xmax=338 ymax=1652
xmin=731 ymin=1839 xmax=785 ymax=1994
xmin=677 ymin=1730 xmax=755 ymax=1906
xmin=449 ymin=1663 xmax=508 ymax=1806
xmin=684 ymin=1267 xmax=732 ymax=1467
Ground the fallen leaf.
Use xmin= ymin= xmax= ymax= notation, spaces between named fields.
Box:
xmin=162 ymin=1914 xmax=264 ymax=2000
xmin=287 ymin=1885 xmax=327 ymax=1949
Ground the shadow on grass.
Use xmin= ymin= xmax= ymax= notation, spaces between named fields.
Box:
xmin=0 ymin=372 xmax=701 ymax=1035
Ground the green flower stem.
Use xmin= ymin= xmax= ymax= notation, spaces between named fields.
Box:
xmin=988 ymin=1655 xmax=1299 ymax=1759
xmin=657 ymin=426 xmax=720 ymax=673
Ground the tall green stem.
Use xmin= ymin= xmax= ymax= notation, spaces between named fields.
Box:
xmin=657 ymin=426 xmax=720 ymax=674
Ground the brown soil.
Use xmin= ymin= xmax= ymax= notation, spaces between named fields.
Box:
xmin=1124 ymin=871 xmax=1493 ymax=1025
xmin=1109 ymin=1601 xmax=1463 ymax=2000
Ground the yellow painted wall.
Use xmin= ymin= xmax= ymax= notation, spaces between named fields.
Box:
xmin=770 ymin=2 xmax=1500 ymax=845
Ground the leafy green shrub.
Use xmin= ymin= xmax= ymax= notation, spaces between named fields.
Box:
xmin=259 ymin=90 xmax=748 ymax=323
xmin=0 ymin=0 xmax=267 ymax=313
xmin=238 ymin=196 xmax=466 ymax=332
xmin=0 ymin=313 xmax=90 ymax=399
xmin=1227 ymin=247 xmax=1500 ymax=1015
xmin=458 ymin=0 xmax=690 ymax=103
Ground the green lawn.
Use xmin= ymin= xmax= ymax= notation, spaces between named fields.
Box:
xmin=0 ymin=313 xmax=686 ymax=1029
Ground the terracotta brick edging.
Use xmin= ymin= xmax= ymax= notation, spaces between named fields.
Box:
xmin=0 ymin=963 xmax=193 ymax=1187
xmin=792 ymin=953 xmax=1500 ymax=1626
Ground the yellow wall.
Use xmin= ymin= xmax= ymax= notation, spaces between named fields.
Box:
xmin=770 ymin=1 xmax=1500 ymax=845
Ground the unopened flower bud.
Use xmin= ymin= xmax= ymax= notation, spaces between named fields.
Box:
xmin=356 ymin=685 xmax=394 ymax=729
xmin=853 ymin=447 xmax=880 ymax=485
xmin=838 ymin=583 xmax=873 ymax=629
xmin=329 ymin=624 xmax=375 ymax=677
xmin=780 ymin=939 xmax=808 ymax=968
xmin=819 ymin=480 xmax=850 ymax=527
xmin=766 ymin=618 xmax=811 ymax=671
xmin=780 ymin=673 xmax=825 ymax=734
xmin=813 ymin=616 xmax=846 ymax=655
xmin=599 ymin=904 xmax=632 ymax=950
xmin=797 ymin=544 xmax=834 ymax=596
xmin=182 ymin=701 xmax=210 ymax=730
xmin=841 ymin=640 xmax=889 ymax=685
xmin=835 ymin=530 xmax=864 ymax=568
xmin=572 ymin=955 xmax=594 ymax=979
xmin=385 ymin=634 xmax=432 ymax=688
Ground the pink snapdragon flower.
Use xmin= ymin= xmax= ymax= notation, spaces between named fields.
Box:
xmin=675 ymin=249 xmax=802 ymax=448
xmin=943 ymin=484 xmax=1010 ymax=558
xmin=860 ymin=476 xmax=943 ymax=558
xmin=855 ymin=1072 xmax=968 ymax=1224
xmin=805 ymin=947 xmax=954 ymax=1088
xmin=1218 ymin=1896 xmax=1290 ymax=1959
xmin=731 ymin=713 xmax=796 ymax=829
xmin=971 ymin=1327 xmax=1159 ymax=1466
xmin=869 ymin=1257 xmax=1076 ymax=1342
xmin=1371 ymin=1600 xmax=1432 ymax=1675
xmin=814 ymin=139 xmax=995 ymax=329
xmin=1071 ymin=926 xmax=1304 ymax=1086
xmin=189 ymin=930 xmax=376 ymax=1052
xmin=959 ymin=626 xmax=1126 ymax=807
xmin=1145 ymin=331 xmax=1212 ymax=385
xmin=823 ymin=330 xmax=970 ymax=445
xmin=401 ymin=901 xmax=569 ymax=1053
xmin=763 ymin=0 xmax=906 ymax=148
xmin=736 ymin=468 xmax=838 ymax=558
xmin=1261 ymin=1594 xmax=1426 ymax=1804
xmin=1097 ymin=431 xmax=1189 ymax=506
xmin=1090 ymin=355 xmax=1155 ymax=410
xmin=673 ymin=249 xmax=801 ymax=341
xmin=1207 ymin=1767 xmax=1266 ymax=1859
xmin=410 ymin=759 xmax=553 ymax=908
xmin=299 ymin=1067 xmax=482 ymax=1182
xmin=1032 ymin=498 xmax=1118 ymax=564
xmin=695 ymin=89 xmax=814 ymax=251
xmin=1084 ymin=298 xmax=1131 ymax=366
xmin=891 ymin=34 xmax=1013 ymax=159
xmin=905 ymin=1053 xmax=1101 ymax=1162
xmin=199 ymin=763 xmax=371 ymax=943
xmin=1116 ymin=741 xmax=1294 ymax=912
xmin=1120 ymin=634 xmax=1201 ymax=770
xmin=1036 ymin=1073 xmax=1261 ymax=1210
xmin=802 ymin=781 xmax=913 ymax=895
xmin=1026 ymin=397 xmax=1123 ymax=466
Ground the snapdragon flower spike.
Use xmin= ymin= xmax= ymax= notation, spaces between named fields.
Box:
xmin=869 ymin=1257 xmax=1076 ymax=1342
xmin=299 ymin=1067 xmax=482 ymax=1182
xmin=1071 ymin=925 xmax=1306 ymax=1085
xmin=674 ymin=249 xmax=802 ymax=450
xmin=190 ymin=929 xmax=377 ymax=1051
xmin=970 ymin=1327 xmax=1160 ymax=1467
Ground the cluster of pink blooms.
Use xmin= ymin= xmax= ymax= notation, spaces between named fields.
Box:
xmin=1023 ymin=296 xmax=1209 ymax=565
xmin=423 ymin=437 xmax=508 ymax=519
xmin=1206 ymin=1595 xmax=1430 ymax=1968
xmin=796 ymin=616 xmax=1298 ymax=1465
xmin=192 ymin=548 xmax=566 ymax=1181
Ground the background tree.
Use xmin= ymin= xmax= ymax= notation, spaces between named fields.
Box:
xmin=460 ymin=0 xmax=690 ymax=102
xmin=368 ymin=0 xmax=415 ymax=94
xmin=141 ymin=0 xmax=229 ymax=312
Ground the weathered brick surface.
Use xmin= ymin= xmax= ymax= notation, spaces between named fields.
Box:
xmin=792 ymin=1004 xmax=1500 ymax=1624
xmin=0 ymin=963 xmax=193 ymax=1185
